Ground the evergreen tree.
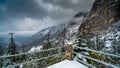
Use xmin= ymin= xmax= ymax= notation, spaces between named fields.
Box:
xmin=74 ymin=34 xmax=89 ymax=62
xmin=63 ymin=24 xmax=66 ymax=46
xmin=22 ymin=45 xmax=26 ymax=53
xmin=43 ymin=32 xmax=52 ymax=49
xmin=7 ymin=33 xmax=17 ymax=55
xmin=2 ymin=33 xmax=18 ymax=67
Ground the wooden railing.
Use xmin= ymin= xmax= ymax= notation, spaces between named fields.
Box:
xmin=73 ymin=45 xmax=120 ymax=68
xmin=1 ymin=44 xmax=120 ymax=68
xmin=0 ymin=46 xmax=66 ymax=68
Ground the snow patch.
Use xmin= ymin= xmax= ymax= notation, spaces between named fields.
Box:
xmin=28 ymin=46 xmax=43 ymax=53
xmin=47 ymin=60 xmax=88 ymax=68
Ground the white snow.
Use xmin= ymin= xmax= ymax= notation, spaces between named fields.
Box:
xmin=105 ymin=41 xmax=112 ymax=47
xmin=115 ymin=32 xmax=120 ymax=41
xmin=19 ymin=65 xmax=23 ymax=68
xmin=47 ymin=60 xmax=88 ymax=68
xmin=28 ymin=46 xmax=43 ymax=53
xmin=65 ymin=40 xmax=73 ymax=45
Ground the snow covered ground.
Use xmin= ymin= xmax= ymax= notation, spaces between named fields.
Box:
xmin=47 ymin=60 xmax=88 ymax=68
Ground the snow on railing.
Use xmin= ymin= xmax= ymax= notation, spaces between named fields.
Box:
xmin=73 ymin=45 xmax=120 ymax=68
xmin=74 ymin=56 xmax=97 ymax=68
xmin=0 ymin=46 xmax=65 ymax=59
xmin=74 ymin=52 xmax=119 ymax=68
xmin=74 ymin=45 xmax=120 ymax=58
xmin=3 ymin=52 xmax=65 ymax=68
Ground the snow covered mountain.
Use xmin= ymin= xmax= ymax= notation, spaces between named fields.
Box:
xmin=22 ymin=12 xmax=86 ymax=50
xmin=78 ymin=0 xmax=120 ymax=53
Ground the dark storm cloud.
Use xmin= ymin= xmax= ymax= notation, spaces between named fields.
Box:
xmin=0 ymin=0 xmax=94 ymax=22
xmin=0 ymin=0 xmax=94 ymax=35
xmin=0 ymin=0 xmax=47 ymax=22
xmin=42 ymin=0 xmax=94 ymax=10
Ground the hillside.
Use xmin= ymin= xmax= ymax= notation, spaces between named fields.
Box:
xmin=22 ymin=12 xmax=86 ymax=50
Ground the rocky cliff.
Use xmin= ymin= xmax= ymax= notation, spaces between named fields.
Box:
xmin=79 ymin=0 xmax=120 ymax=38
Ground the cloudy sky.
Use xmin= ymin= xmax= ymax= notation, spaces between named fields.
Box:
xmin=0 ymin=0 xmax=94 ymax=36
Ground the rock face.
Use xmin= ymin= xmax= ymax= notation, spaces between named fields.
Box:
xmin=76 ymin=1 xmax=120 ymax=67
xmin=79 ymin=0 xmax=120 ymax=38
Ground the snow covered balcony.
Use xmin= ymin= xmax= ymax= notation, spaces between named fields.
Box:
xmin=47 ymin=60 xmax=88 ymax=68
xmin=0 ymin=44 xmax=120 ymax=68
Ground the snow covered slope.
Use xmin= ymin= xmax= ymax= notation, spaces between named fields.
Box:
xmin=23 ymin=12 xmax=86 ymax=50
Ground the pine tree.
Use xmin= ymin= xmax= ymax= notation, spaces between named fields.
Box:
xmin=22 ymin=45 xmax=26 ymax=53
xmin=7 ymin=33 xmax=18 ymax=55
xmin=2 ymin=33 xmax=18 ymax=67
xmin=43 ymin=32 xmax=52 ymax=49
xmin=74 ymin=34 xmax=89 ymax=62
xmin=63 ymin=24 xmax=66 ymax=46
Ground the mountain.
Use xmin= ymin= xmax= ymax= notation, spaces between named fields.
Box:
xmin=77 ymin=0 xmax=120 ymax=54
xmin=22 ymin=12 xmax=86 ymax=50
xmin=79 ymin=0 xmax=120 ymax=38
xmin=75 ymin=0 xmax=120 ymax=67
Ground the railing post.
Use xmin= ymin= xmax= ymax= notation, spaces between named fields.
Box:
xmin=64 ymin=44 xmax=73 ymax=60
